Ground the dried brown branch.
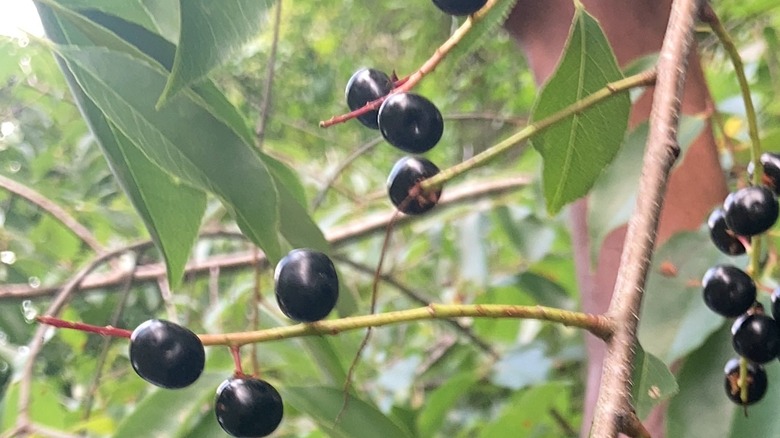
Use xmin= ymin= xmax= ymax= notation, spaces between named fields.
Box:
xmin=0 ymin=176 xmax=531 ymax=299
xmin=590 ymin=0 xmax=703 ymax=436
xmin=0 ymin=173 xmax=104 ymax=253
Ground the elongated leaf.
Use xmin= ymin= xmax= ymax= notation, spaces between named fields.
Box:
xmin=417 ymin=373 xmax=478 ymax=438
xmin=50 ymin=0 xmax=180 ymax=42
xmin=446 ymin=0 xmax=520 ymax=68
xmin=38 ymin=3 xmax=206 ymax=286
xmin=630 ymin=345 xmax=678 ymax=419
xmin=479 ymin=382 xmax=572 ymax=438
xmin=638 ymin=231 xmax=746 ymax=365
xmin=159 ymin=0 xmax=274 ymax=104
xmin=113 ymin=373 xmax=225 ymax=438
xmin=57 ymin=47 xmax=283 ymax=261
xmin=45 ymin=4 xmax=327 ymax=260
xmin=667 ymin=327 xmax=735 ymax=438
xmin=281 ymin=386 xmax=413 ymax=438
xmin=531 ymin=5 xmax=630 ymax=214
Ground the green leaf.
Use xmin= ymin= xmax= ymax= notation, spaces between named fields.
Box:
xmin=281 ymin=386 xmax=414 ymax=438
xmin=57 ymin=47 xmax=283 ymax=261
xmin=416 ymin=373 xmax=478 ymax=438
xmin=587 ymin=117 xmax=705 ymax=261
xmin=479 ymin=382 xmax=574 ymax=438
xmin=630 ymin=344 xmax=678 ymax=419
xmin=667 ymin=327 xmax=735 ymax=438
xmin=445 ymin=0 xmax=520 ymax=69
xmin=159 ymin=0 xmax=274 ymax=104
xmin=113 ymin=373 xmax=226 ymax=438
xmin=531 ymin=5 xmax=630 ymax=214
xmin=638 ymin=231 xmax=747 ymax=365
xmin=50 ymin=0 xmax=180 ymax=42
xmin=38 ymin=3 xmax=207 ymax=286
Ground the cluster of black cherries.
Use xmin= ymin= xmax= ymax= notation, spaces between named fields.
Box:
xmin=47 ymin=1 xmax=490 ymax=436
xmin=345 ymin=1 xmax=491 ymax=214
xmin=125 ymin=248 xmax=339 ymax=437
xmin=704 ymin=152 xmax=780 ymax=406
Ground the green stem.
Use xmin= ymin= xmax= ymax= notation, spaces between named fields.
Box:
xmin=420 ymin=69 xmax=657 ymax=191
xmin=702 ymin=7 xmax=764 ymax=402
xmin=198 ymin=304 xmax=613 ymax=346
xmin=703 ymin=6 xmax=763 ymax=278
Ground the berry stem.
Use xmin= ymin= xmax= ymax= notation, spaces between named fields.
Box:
xmin=738 ymin=356 xmax=749 ymax=404
xmin=420 ymin=69 xmax=657 ymax=191
xmin=318 ymin=0 xmax=501 ymax=128
xmin=36 ymin=315 xmax=132 ymax=338
xmin=701 ymin=5 xmax=764 ymax=280
xmin=198 ymin=304 xmax=613 ymax=346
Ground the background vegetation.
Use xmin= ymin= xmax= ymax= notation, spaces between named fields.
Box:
xmin=0 ymin=0 xmax=779 ymax=436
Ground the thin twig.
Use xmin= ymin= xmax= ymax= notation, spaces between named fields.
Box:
xmin=17 ymin=240 xmax=154 ymax=431
xmin=250 ymin=247 xmax=262 ymax=376
xmin=590 ymin=0 xmax=702 ymax=436
xmin=1 ymin=177 xmax=531 ymax=299
xmin=337 ymin=210 xmax=402 ymax=422
xmin=318 ymin=0 xmax=502 ymax=127
xmin=81 ymin=254 xmax=139 ymax=421
xmin=0 ymin=173 xmax=104 ymax=253
xmin=334 ymin=255 xmax=500 ymax=359
xmin=196 ymin=304 xmax=612 ymax=346
xmin=311 ymin=136 xmax=383 ymax=210
xmin=255 ymin=0 xmax=283 ymax=145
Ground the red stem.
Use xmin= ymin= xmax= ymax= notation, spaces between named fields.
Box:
xmin=318 ymin=75 xmax=414 ymax=128
xmin=36 ymin=315 xmax=132 ymax=338
xmin=230 ymin=345 xmax=249 ymax=378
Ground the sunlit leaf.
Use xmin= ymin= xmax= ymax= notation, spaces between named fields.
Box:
xmin=531 ymin=5 xmax=630 ymax=214
xmin=159 ymin=0 xmax=274 ymax=104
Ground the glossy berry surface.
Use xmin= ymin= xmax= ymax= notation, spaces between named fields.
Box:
xmin=723 ymin=186 xmax=779 ymax=236
xmin=378 ymin=93 xmax=443 ymax=154
xmin=129 ymin=319 xmax=205 ymax=389
xmin=432 ymin=0 xmax=487 ymax=16
xmin=387 ymin=156 xmax=442 ymax=215
xmin=771 ymin=288 xmax=780 ymax=321
xmin=724 ymin=358 xmax=768 ymax=405
xmin=760 ymin=152 xmax=780 ymax=195
xmin=215 ymin=377 xmax=283 ymax=437
xmin=275 ymin=249 xmax=339 ymax=322
xmin=731 ymin=313 xmax=780 ymax=364
xmin=345 ymin=68 xmax=393 ymax=129
xmin=707 ymin=208 xmax=746 ymax=256
xmin=701 ymin=265 xmax=756 ymax=317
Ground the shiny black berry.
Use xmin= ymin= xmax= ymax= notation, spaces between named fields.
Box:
xmin=378 ymin=93 xmax=443 ymax=154
xmin=432 ymin=0 xmax=487 ymax=16
xmin=731 ymin=313 xmax=780 ymax=364
xmin=274 ymin=249 xmax=339 ymax=322
xmin=215 ymin=377 xmax=283 ymax=437
xmin=723 ymin=186 xmax=779 ymax=236
xmin=387 ymin=156 xmax=442 ymax=215
xmin=760 ymin=152 xmax=780 ymax=195
xmin=707 ymin=208 xmax=746 ymax=256
xmin=724 ymin=358 xmax=768 ymax=405
xmin=129 ymin=319 xmax=205 ymax=389
xmin=345 ymin=68 xmax=393 ymax=129
xmin=701 ymin=265 xmax=756 ymax=317
xmin=771 ymin=288 xmax=780 ymax=321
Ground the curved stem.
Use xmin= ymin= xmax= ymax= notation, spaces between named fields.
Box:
xmin=419 ymin=70 xmax=657 ymax=191
xmin=318 ymin=0 xmax=501 ymax=127
xmin=198 ymin=304 xmax=613 ymax=346
xmin=0 ymin=173 xmax=104 ymax=253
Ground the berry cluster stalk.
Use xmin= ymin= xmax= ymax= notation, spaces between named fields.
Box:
xmin=420 ymin=70 xmax=657 ymax=191
xmin=197 ymin=304 xmax=612 ymax=346
xmin=701 ymin=4 xmax=765 ymax=404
